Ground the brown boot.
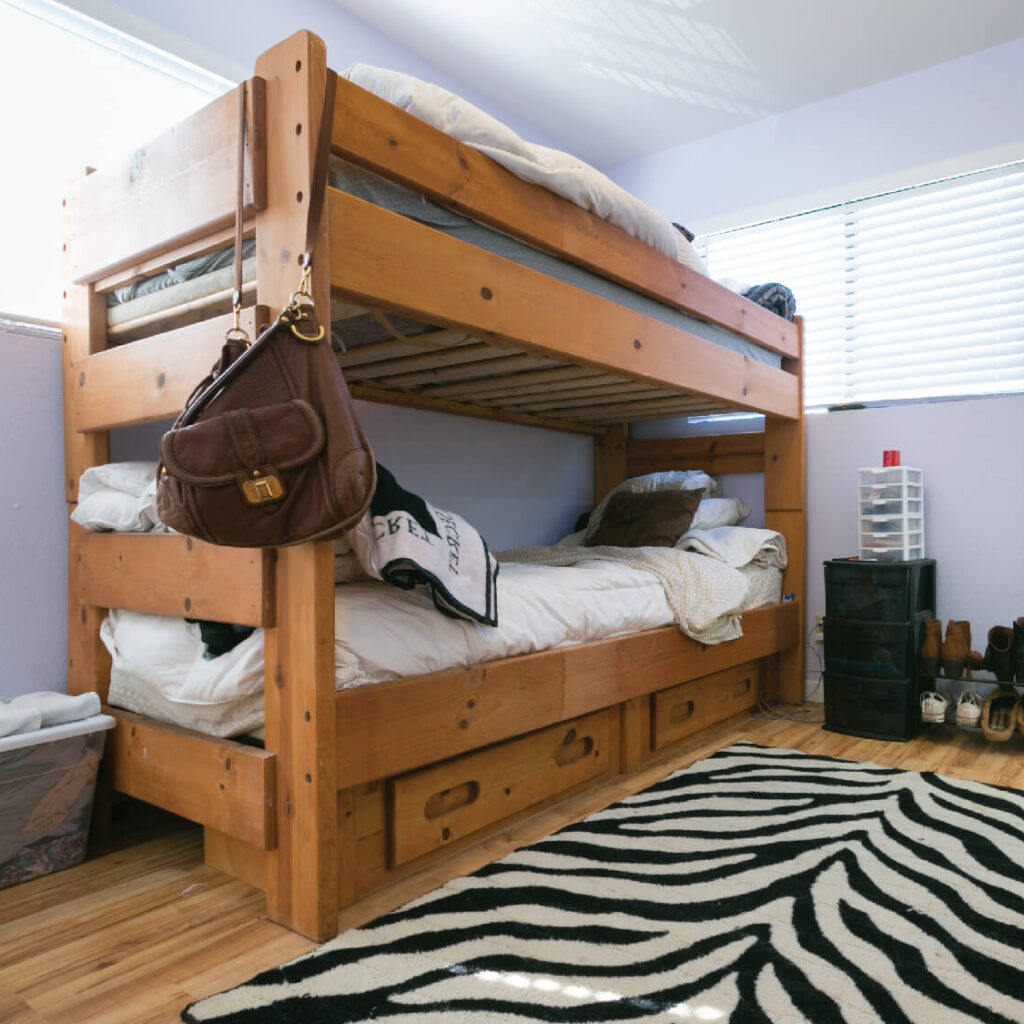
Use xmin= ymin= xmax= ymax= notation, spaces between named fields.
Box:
xmin=941 ymin=620 xmax=970 ymax=679
xmin=919 ymin=618 xmax=941 ymax=677
xmin=984 ymin=626 xmax=1015 ymax=682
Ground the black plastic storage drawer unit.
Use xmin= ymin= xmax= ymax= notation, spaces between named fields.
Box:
xmin=824 ymin=558 xmax=935 ymax=621
xmin=823 ymin=674 xmax=920 ymax=742
xmin=822 ymin=558 xmax=936 ymax=741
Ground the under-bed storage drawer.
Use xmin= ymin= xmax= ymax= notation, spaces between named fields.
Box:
xmin=651 ymin=661 xmax=761 ymax=750
xmin=389 ymin=709 xmax=613 ymax=867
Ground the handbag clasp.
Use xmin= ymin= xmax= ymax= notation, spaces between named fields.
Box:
xmin=241 ymin=470 xmax=285 ymax=505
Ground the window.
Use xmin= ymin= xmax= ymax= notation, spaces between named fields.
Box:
xmin=0 ymin=0 xmax=231 ymax=323
xmin=696 ymin=162 xmax=1024 ymax=410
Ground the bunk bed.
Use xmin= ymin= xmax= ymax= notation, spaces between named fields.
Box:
xmin=61 ymin=31 xmax=806 ymax=941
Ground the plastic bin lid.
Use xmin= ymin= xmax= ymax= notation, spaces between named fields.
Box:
xmin=0 ymin=713 xmax=116 ymax=754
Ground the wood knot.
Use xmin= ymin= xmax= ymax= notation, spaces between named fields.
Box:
xmin=77 ymin=372 xmax=84 ymax=387
xmin=274 ymin=666 xmax=285 ymax=689
xmin=183 ymin=597 xmax=192 ymax=612
xmin=388 ymin=137 xmax=398 ymax=147
xmin=480 ymin=287 xmax=493 ymax=300
xmin=458 ymin=719 xmax=468 ymax=730
xmin=224 ymin=757 xmax=232 ymax=771
xmin=633 ymin=339 xmax=642 ymax=350
xmin=156 ymin=372 xmax=166 ymax=388
xmin=186 ymin=538 xmax=193 ymax=551
xmin=466 ymin=698 xmax=475 ymax=709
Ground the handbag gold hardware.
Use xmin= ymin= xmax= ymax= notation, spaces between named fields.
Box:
xmin=241 ymin=471 xmax=285 ymax=505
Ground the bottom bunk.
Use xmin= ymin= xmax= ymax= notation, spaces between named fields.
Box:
xmin=102 ymin=599 xmax=799 ymax=938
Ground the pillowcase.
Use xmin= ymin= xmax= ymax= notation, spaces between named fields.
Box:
xmin=584 ymin=488 xmax=704 ymax=548
xmin=583 ymin=470 xmax=717 ymax=544
xmin=78 ymin=461 xmax=158 ymax=501
xmin=689 ymin=497 xmax=751 ymax=531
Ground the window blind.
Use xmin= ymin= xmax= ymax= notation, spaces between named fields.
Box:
xmin=696 ymin=162 xmax=1024 ymax=410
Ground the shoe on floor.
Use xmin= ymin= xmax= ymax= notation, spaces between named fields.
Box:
xmin=984 ymin=626 xmax=1015 ymax=683
xmin=920 ymin=691 xmax=948 ymax=724
xmin=956 ymin=691 xmax=983 ymax=729
xmin=920 ymin=618 xmax=941 ymax=677
xmin=982 ymin=686 xmax=1019 ymax=742
xmin=941 ymin=621 xmax=971 ymax=679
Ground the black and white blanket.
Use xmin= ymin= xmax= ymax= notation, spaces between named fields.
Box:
xmin=347 ymin=464 xmax=499 ymax=626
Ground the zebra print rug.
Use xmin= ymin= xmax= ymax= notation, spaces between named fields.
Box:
xmin=183 ymin=742 xmax=1024 ymax=1023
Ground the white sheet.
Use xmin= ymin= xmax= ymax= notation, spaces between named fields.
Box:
xmin=104 ymin=557 xmax=782 ymax=738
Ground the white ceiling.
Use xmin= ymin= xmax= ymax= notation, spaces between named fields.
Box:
xmin=335 ymin=0 xmax=1024 ymax=168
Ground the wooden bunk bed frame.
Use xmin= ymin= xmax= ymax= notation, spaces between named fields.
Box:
xmin=61 ymin=32 xmax=805 ymax=941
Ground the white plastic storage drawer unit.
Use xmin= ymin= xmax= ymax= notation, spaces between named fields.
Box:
xmin=858 ymin=467 xmax=925 ymax=561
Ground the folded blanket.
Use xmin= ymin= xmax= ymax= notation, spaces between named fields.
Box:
xmin=675 ymin=526 xmax=787 ymax=570
xmin=8 ymin=691 xmax=102 ymax=728
xmin=0 ymin=705 xmax=43 ymax=738
xmin=348 ymin=464 xmax=499 ymax=626
xmin=498 ymin=545 xmax=750 ymax=644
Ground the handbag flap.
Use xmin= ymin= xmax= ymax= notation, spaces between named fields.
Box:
xmin=160 ymin=399 xmax=325 ymax=485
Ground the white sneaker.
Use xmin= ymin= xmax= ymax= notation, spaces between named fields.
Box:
xmin=956 ymin=691 xmax=983 ymax=728
xmin=920 ymin=691 xmax=948 ymax=724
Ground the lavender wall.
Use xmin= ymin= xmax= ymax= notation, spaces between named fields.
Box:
xmin=0 ymin=328 xmax=67 ymax=699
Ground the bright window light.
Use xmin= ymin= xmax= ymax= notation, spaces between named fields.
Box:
xmin=697 ymin=161 xmax=1024 ymax=410
xmin=0 ymin=0 xmax=231 ymax=322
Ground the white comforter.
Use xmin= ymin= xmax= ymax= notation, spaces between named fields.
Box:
xmin=341 ymin=65 xmax=708 ymax=276
xmin=104 ymin=533 xmax=783 ymax=738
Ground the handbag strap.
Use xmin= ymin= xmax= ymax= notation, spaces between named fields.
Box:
xmin=229 ymin=70 xmax=338 ymax=341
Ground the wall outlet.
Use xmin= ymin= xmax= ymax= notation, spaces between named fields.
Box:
xmin=813 ymin=615 xmax=825 ymax=646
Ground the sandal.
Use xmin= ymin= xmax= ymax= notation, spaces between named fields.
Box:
xmin=981 ymin=686 xmax=1019 ymax=742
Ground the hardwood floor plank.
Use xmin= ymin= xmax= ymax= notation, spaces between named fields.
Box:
xmin=3 ymin=712 xmax=1023 ymax=1024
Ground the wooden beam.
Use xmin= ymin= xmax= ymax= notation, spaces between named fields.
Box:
xmin=594 ymin=423 xmax=628 ymax=503
xmin=256 ymin=29 xmax=339 ymax=944
xmin=330 ymin=76 xmax=798 ymax=359
xmin=334 ymin=602 xmax=800 ymax=788
xmin=78 ymin=533 xmax=274 ymax=627
xmin=105 ymin=709 xmax=276 ymax=850
xmin=73 ymin=307 xmax=265 ymax=432
xmin=627 ymin=433 xmax=767 ymax=478
xmin=328 ymin=191 xmax=800 ymax=420
xmin=71 ymin=80 xmax=265 ymax=284
xmin=349 ymin=384 xmax=606 ymax=436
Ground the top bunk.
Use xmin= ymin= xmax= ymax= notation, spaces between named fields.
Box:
xmin=64 ymin=31 xmax=802 ymax=446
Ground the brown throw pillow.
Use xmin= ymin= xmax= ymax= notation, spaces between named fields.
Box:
xmin=584 ymin=488 xmax=704 ymax=548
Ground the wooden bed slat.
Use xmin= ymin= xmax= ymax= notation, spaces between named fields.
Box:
xmin=78 ymin=533 xmax=274 ymax=626
xmin=348 ymin=384 xmax=606 ymax=435
xmin=329 ymin=191 xmax=800 ymax=421
xmin=627 ymin=433 xmax=767 ymax=477
xmin=106 ymin=709 xmax=276 ymax=850
xmin=334 ymin=602 xmax=799 ymax=788
xmin=73 ymin=307 xmax=266 ymax=432
xmin=71 ymin=80 xmax=265 ymax=284
xmin=330 ymin=76 xmax=798 ymax=359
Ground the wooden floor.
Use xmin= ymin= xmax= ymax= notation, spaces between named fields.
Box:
xmin=4 ymin=708 xmax=1024 ymax=1024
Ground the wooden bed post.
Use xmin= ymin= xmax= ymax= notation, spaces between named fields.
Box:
xmin=764 ymin=316 xmax=806 ymax=704
xmin=62 ymin=178 xmax=112 ymax=699
xmin=255 ymin=31 xmax=340 ymax=942
xmin=594 ymin=423 xmax=628 ymax=503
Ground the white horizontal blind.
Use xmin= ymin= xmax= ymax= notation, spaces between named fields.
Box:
xmin=696 ymin=162 xmax=1024 ymax=409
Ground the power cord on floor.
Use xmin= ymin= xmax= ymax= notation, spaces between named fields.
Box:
xmin=751 ymin=622 xmax=825 ymax=723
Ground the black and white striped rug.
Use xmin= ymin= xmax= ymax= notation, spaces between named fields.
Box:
xmin=183 ymin=743 xmax=1024 ymax=1023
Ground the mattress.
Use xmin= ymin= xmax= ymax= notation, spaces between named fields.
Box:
xmin=103 ymin=557 xmax=782 ymax=738
xmin=106 ymin=159 xmax=782 ymax=370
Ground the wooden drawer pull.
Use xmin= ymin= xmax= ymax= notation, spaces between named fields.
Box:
xmin=424 ymin=780 xmax=479 ymax=820
xmin=554 ymin=731 xmax=595 ymax=767
xmin=668 ymin=700 xmax=696 ymax=725
xmin=732 ymin=677 xmax=752 ymax=698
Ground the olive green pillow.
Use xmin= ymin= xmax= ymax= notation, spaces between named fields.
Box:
xmin=584 ymin=488 xmax=704 ymax=548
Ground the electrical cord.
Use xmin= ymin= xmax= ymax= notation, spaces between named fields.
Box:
xmin=751 ymin=621 xmax=825 ymax=723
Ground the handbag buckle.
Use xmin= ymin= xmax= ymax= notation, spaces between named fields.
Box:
xmin=241 ymin=470 xmax=285 ymax=505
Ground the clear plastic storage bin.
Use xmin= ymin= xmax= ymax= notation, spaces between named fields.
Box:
xmin=857 ymin=467 xmax=925 ymax=561
xmin=0 ymin=714 xmax=114 ymax=889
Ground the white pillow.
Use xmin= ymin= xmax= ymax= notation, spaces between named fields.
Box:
xmin=78 ymin=461 xmax=158 ymax=501
xmin=690 ymin=497 xmax=750 ymax=531
xmin=72 ymin=488 xmax=154 ymax=532
xmin=583 ymin=471 xmax=718 ymax=544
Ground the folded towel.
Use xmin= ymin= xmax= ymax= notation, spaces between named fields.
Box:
xmin=0 ymin=705 xmax=43 ymax=738
xmin=8 ymin=691 xmax=101 ymax=727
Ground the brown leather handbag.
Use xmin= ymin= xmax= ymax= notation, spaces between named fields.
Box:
xmin=157 ymin=72 xmax=375 ymax=547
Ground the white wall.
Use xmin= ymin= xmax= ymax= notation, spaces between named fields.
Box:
xmin=608 ymin=39 xmax=1024 ymax=690
xmin=0 ymin=328 xmax=67 ymax=698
